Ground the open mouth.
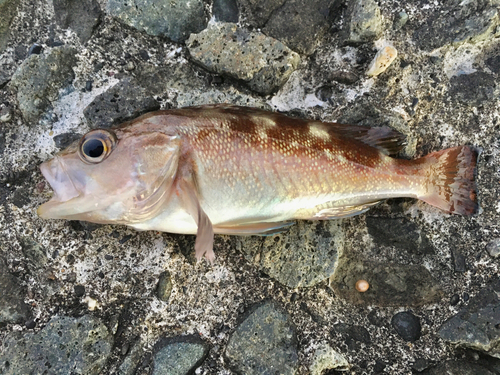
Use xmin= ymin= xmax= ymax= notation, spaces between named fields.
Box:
xmin=37 ymin=157 xmax=82 ymax=219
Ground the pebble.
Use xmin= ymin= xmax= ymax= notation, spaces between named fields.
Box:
xmin=366 ymin=45 xmax=398 ymax=77
xmin=450 ymin=294 xmax=460 ymax=306
xmin=27 ymin=43 xmax=43 ymax=55
xmin=486 ymin=238 xmax=500 ymax=257
xmin=391 ymin=311 xmax=422 ymax=342
xmin=152 ymin=337 xmax=209 ymax=375
xmin=310 ymin=343 xmax=349 ymax=375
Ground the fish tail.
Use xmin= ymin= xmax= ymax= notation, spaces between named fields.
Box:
xmin=417 ymin=145 xmax=478 ymax=215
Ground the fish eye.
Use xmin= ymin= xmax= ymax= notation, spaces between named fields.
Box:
xmin=78 ymin=130 xmax=117 ymax=163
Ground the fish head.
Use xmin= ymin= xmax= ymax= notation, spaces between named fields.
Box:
xmin=38 ymin=128 xmax=180 ymax=224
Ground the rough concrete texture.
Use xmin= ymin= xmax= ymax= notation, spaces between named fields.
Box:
xmin=106 ymin=0 xmax=208 ymax=43
xmin=187 ymin=23 xmax=300 ymax=94
xmin=1 ymin=0 xmax=500 ymax=373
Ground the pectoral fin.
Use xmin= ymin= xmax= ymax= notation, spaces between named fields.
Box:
xmin=178 ymin=178 xmax=215 ymax=263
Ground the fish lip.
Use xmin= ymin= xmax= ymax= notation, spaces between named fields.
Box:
xmin=37 ymin=157 xmax=82 ymax=219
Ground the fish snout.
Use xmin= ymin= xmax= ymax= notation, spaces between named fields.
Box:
xmin=39 ymin=157 xmax=81 ymax=203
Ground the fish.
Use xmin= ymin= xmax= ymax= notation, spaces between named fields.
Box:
xmin=38 ymin=104 xmax=479 ymax=262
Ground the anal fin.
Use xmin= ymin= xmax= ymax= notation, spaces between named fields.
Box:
xmin=214 ymin=221 xmax=295 ymax=236
xmin=305 ymin=201 xmax=382 ymax=220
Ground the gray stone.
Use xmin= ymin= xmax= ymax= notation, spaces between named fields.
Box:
xmin=236 ymin=0 xmax=286 ymax=27
xmin=186 ymin=23 xmax=300 ymax=95
xmin=53 ymin=0 xmax=102 ymax=43
xmin=225 ymin=301 xmax=298 ymax=375
xmin=0 ymin=315 xmax=113 ymax=375
xmin=366 ymin=217 xmax=434 ymax=256
xmin=237 ymin=220 xmax=343 ymax=288
xmin=487 ymin=238 xmax=500 ymax=257
xmin=156 ymin=270 xmax=173 ymax=301
xmin=448 ymin=71 xmax=498 ymax=106
xmin=53 ymin=132 xmax=82 ymax=149
xmin=118 ymin=340 xmax=144 ymax=375
xmin=310 ymin=343 xmax=349 ymax=375
xmin=393 ymin=11 xmax=409 ymax=30
xmin=10 ymin=46 xmax=77 ymax=123
xmin=213 ymin=0 xmax=239 ymax=23
xmin=152 ymin=336 xmax=209 ymax=375
xmin=83 ymin=77 xmax=160 ymax=129
xmin=106 ymin=0 xmax=207 ymax=43
xmin=0 ymin=260 xmax=31 ymax=326
xmin=342 ymin=0 xmax=383 ymax=44
xmin=262 ymin=0 xmax=336 ymax=55
xmin=413 ymin=2 xmax=499 ymax=51
xmin=421 ymin=360 xmax=496 ymax=375
xmin=438 ymin=279 xmax=500 ymax=358
xmin=330 ymin=259 xmax=443 ymax=307
xmin=0 ymin=0 xmax=20 ymax=52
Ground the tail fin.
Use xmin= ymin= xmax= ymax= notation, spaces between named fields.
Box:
xmin=418 ymin=145 xmax=478 ymax=215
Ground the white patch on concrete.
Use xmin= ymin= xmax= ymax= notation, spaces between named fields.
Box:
xmin=443 ymin=43 xmax=483 ymax=78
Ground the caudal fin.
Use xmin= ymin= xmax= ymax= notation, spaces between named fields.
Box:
xmin=418 ymin=145 xmax=478 ymax=215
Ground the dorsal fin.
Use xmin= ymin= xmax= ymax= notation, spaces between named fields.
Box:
xmin=331 ymin=124 xmax=407 ymax=156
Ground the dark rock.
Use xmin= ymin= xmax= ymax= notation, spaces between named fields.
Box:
xmin=391 ymin=311 xmax=421 ymax=342
xmin=437 ymin=279 xmax=500 ymax=357
xmin=213 ymin=0 xmax=239 ymax=23
xmin=0 ymin=0 xmax=20 ymax=52
xmin=236 ymin=0 xmax=286 ymax=27
xmin=53 ymin=132 xmax=82 ymax=149
xmin=366 ymin=217 xmax=435 ymax=256
xmin=413 ymin=2 xmax=499 ymax=51
xmin=27 ymin=43 xmax=43 ymax=55
xmin=84 ymin=77 xmax=160 ymax=129
xmin=421 ymin=360 xmax=496 ymax=375
xmin=412 ymin=358 xmax=430 ymax=372
xmin=448 ymin=71 xmax=497 ymax=106
xmin=151 ymin=336 xmax=209 ymax=375
xmin=331 ymin=259 xmax=443 ymax=307
xmin=74 ymin=284 xmax=86 ymax=297
xmin=0 ymin=260 xmax=31 ymax=326
xmin=25 ymin=319 xmax=36 ymax=329
xmin=486 ymin=54 xmax=500 ymax=74
xmin=106 ymin=0 xmax=208 ymax=43
xmin=225 ymin=301 xmax=298 ymax=375
xmin=238 ymin=220 xmax=343 ymax=288
xmin=85 ymin=80 xmax=93 ymax=91
xmin=262 ymin=0 xmax=336 ymax=55
xmin=54 ymin=0 xmax=102 ymax=43
xmin=373 ymin=359 xmax=387 ymax=373
xmin=342 ymin=0 xmax=383 ymax=45
xmin=187 ymin=23 xmax=300 ymax=95
xmin=451 ymin=248 xmax=466 ymax=272
xmin=12 ymin=187 xmax=31 ymax=207
xmin=0 ymin=315 xmax=113 ymax=375
xmin=486 ymin=238 xmax=500 ymax=257
xmin=156 ymin=271 xmax=173 ymax=302
xmin=450 ymin=294 xmax=460 ymax=306
xmin=20 ymin=237 xmax=47 ymax=271
xmin=10 ymin=46 xmax=78 ymax=123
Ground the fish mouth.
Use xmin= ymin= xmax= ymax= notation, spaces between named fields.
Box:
xmin=37 ymin=157 xmax=85 ymax=219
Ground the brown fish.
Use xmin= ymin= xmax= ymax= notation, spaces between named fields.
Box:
xmin=38 ymin=104 xmax=478 ymax=261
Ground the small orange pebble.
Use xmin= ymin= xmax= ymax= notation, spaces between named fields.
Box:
xmin=355 ymin=279 xmax=370 ymax=292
